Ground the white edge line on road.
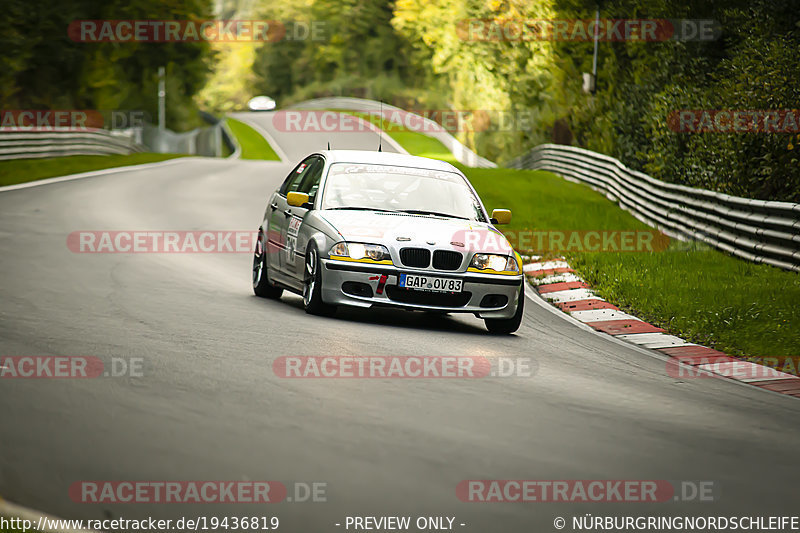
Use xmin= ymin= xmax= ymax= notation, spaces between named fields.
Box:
xmin=0 ymin=157 xmax=194 ymax=193
xmin=220 ymin=119 xmax=242 ymax=160
xmin=0 ymin=497 xmax=98 ymax=533
xmin=231 ymin=116 xmax=289 ymax=163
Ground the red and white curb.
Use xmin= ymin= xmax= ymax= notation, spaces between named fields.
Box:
xmin=523 ymin=257 xmax=800 ymax=400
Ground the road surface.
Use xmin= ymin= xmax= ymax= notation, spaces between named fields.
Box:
xmin=1 ymin=112 xmax=798 ymax=532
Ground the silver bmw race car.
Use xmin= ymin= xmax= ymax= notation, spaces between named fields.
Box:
xmin=252 ymin=150 xmax=525 ymax=333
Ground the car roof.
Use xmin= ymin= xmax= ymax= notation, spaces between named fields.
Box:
xmin=316 ymin=150 xmax=461 ymax=174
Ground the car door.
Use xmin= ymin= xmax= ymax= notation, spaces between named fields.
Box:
xmin=267 ymin=157 xmax=316 ymax=274
xmin=283 ymin=156 xmax=324 ymax=278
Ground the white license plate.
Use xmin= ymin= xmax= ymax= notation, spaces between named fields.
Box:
xmin=399 ymin=274 xmax=463 ymax=293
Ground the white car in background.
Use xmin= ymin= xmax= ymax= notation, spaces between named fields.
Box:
xmin=248 ymin=96 xmax=276 ymax=111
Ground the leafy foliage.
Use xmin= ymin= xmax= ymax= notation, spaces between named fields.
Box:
xmin=251 ymin=0 xmax=424 ymax=105
xmin=551 ymin=0 xmax=800 ymax=201
xmin=8 ymin=0 xmax=797 ymax=199
xmin=249 ymin=0 xmax=799 ymax=201
xmin=1 ymin=0 xmax=214 ymax=131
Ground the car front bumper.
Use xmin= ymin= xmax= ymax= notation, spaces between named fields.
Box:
xmin=321 ymin=258 xmax=523 ymax=319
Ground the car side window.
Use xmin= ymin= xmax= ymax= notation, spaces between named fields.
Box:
xmin=279 ymin=156 xmax=317 ymax=196
xmin=297 ymin=158 xmax=324 ymax=199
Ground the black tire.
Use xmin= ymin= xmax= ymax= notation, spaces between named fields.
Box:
xmin=302 ymin=242 xmax=336 ymax=316
xmin=253 ymin=228 xmax=283 ymax=299
xmin=484 ymin=283 xmax=524 ymax=334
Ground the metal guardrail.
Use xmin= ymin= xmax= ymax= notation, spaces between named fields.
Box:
xmin=0 ymin=129 xmax=144 ymax=160
xmin=142 ymin=123 xmax=224 ymax=157
xmin=507 ymin=144 xmax=800 ymax=272
xmin=0 ymin=121 xmax=230 ymax=159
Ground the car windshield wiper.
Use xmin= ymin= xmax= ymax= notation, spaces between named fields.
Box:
xmin=398 ymin=209 xmax=470 ymax=220
xmin=327 ymin=206 xmax=400 ymax=213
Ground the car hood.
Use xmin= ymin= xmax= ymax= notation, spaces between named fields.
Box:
xmin=318 ymin=210 xmax=513 ymax=254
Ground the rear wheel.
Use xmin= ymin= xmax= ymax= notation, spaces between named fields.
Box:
xmin=303 ymin=243 xmax=336 ymax=316
xmin=484 ymin=283 xmax=524 ymax=334
xmin=253 ymin=228 xmax=283 ymax=299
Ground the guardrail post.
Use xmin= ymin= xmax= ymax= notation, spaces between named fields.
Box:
xmin=158 ymin=66 xmax=166 ymax=133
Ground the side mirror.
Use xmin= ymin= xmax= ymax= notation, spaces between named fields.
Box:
xmin=491 ymin=209 xmax=511 ymax=225
xmin=287 ymin=192 xmax=310 ymax=208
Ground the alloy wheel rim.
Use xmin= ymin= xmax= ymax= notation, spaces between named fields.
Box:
xmin=252 ymin=233 xmax=264 ymax=286
xmin=303 ymin=248 xmax=316 ymax=306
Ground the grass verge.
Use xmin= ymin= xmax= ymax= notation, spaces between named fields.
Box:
xmin=0 ymin=153 xmax=188 ymax=187
xmin=225 ymin=118 xmax=280 ymax=160
xmin=467 ymin=167 xmax=799 ymax=359
xmin=383 ymin=126 xmax=800 ymax=360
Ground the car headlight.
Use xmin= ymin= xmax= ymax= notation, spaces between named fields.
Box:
xmin=471 ymin=253 xmax=518 ymax=272
xmin=330 ymin=242 xmax=391 ymax=261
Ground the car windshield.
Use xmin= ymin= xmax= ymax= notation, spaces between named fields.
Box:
xmin=320 ymin=163 xmax=486 ymax=221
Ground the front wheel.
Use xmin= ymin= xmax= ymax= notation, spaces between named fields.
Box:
xmin=484 ymin=283 xmax=524 ymax=334
xmin=253 ymin=228 xmax=283 ymax=299
xmin=303 ymin=243 xmax=336 ymax=316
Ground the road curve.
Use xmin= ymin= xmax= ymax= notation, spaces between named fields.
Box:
xmin=229 ymin=110 xmax=405 ymax=163
xmin=1 ymin=113 xmax=798 ymax=531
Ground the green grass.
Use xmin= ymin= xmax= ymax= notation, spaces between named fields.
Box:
xmin=462 ymin=166 xmax=654 ymax=231
xmin=470 ymin=167 xmax=799 ymax=360
xmin=386 ymin=130 xmax=456 ymax=162
xmin=225 ymin=118 xmax=280 ymax=160
xmin=0 ymin=117 xmax=281 ymax=188
xmin=0 ymin=153 xmax=188 ymax=187
xmin=569 ymin=249 xmax=799 ymax=359
xmin=375 ymin=122 xmax=800 ymax=361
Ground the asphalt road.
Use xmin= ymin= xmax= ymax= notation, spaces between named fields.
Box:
xmin=1 ymin=112 xmax=799 ymax=532
xmin=229 ymin=111 xmax=406 ymax=162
